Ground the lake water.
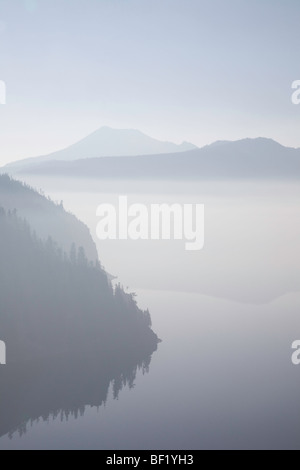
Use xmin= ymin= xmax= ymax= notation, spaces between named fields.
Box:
xmin=0 ymin=177 xmax=299 ymax=449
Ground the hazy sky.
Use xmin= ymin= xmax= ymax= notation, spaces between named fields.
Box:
xmin=0 ymin=0 xmax=300 ymax=165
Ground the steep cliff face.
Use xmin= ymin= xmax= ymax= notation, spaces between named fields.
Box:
xmin=0 ymin=202 xmax=159 ymax=437
xmin=0 ymin=174 xmax=98 ymax=263
xmin=0 ymin=176 xmax=160 ymax=442
xmin=0 ymin=204 xmax=159 ymax=364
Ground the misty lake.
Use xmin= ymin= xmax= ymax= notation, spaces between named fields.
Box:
xmin=0 ymin=177 xmax=299 ymax=449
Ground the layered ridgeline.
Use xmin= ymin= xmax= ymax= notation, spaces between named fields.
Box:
xmin=4 ymin=137 xmax=300 ymax=180
xmin=0 ymin=176 xmax=159 ymax=437
xmin=3 ymin=126 xmax=197 ymax=172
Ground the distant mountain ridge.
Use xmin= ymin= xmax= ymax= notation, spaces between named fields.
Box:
xmin=3 ymin=127 xmax=197 ymax=171
xmin=5 ymin=137 xmax=300 ymax=180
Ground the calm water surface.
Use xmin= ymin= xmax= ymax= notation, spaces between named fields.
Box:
xmin=0 ymin=178 xmax=299 ymax=449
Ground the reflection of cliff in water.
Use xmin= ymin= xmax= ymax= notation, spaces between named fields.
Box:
xmin=0 ymin=177 xmax=160 ymax=439
xmin=0 ymin=341 xmax=157 ymax=439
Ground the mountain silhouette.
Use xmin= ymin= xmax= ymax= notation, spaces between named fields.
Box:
xmin=3 ymin=127 xmax=197 ymax=172
xmin=6 ymin=137 xmax=299 ymax=180
xmin=0 ymin=200 xmax=159 ymax=362
xmin=0 ymin=178 xmax=160 ymax=436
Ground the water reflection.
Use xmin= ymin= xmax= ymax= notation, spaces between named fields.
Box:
xmin=0 ymin=344 xmax=157 ymax=439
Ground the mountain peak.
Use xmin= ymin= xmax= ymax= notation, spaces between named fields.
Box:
xmin=3 ymin=127 xmax=198 ymax=170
